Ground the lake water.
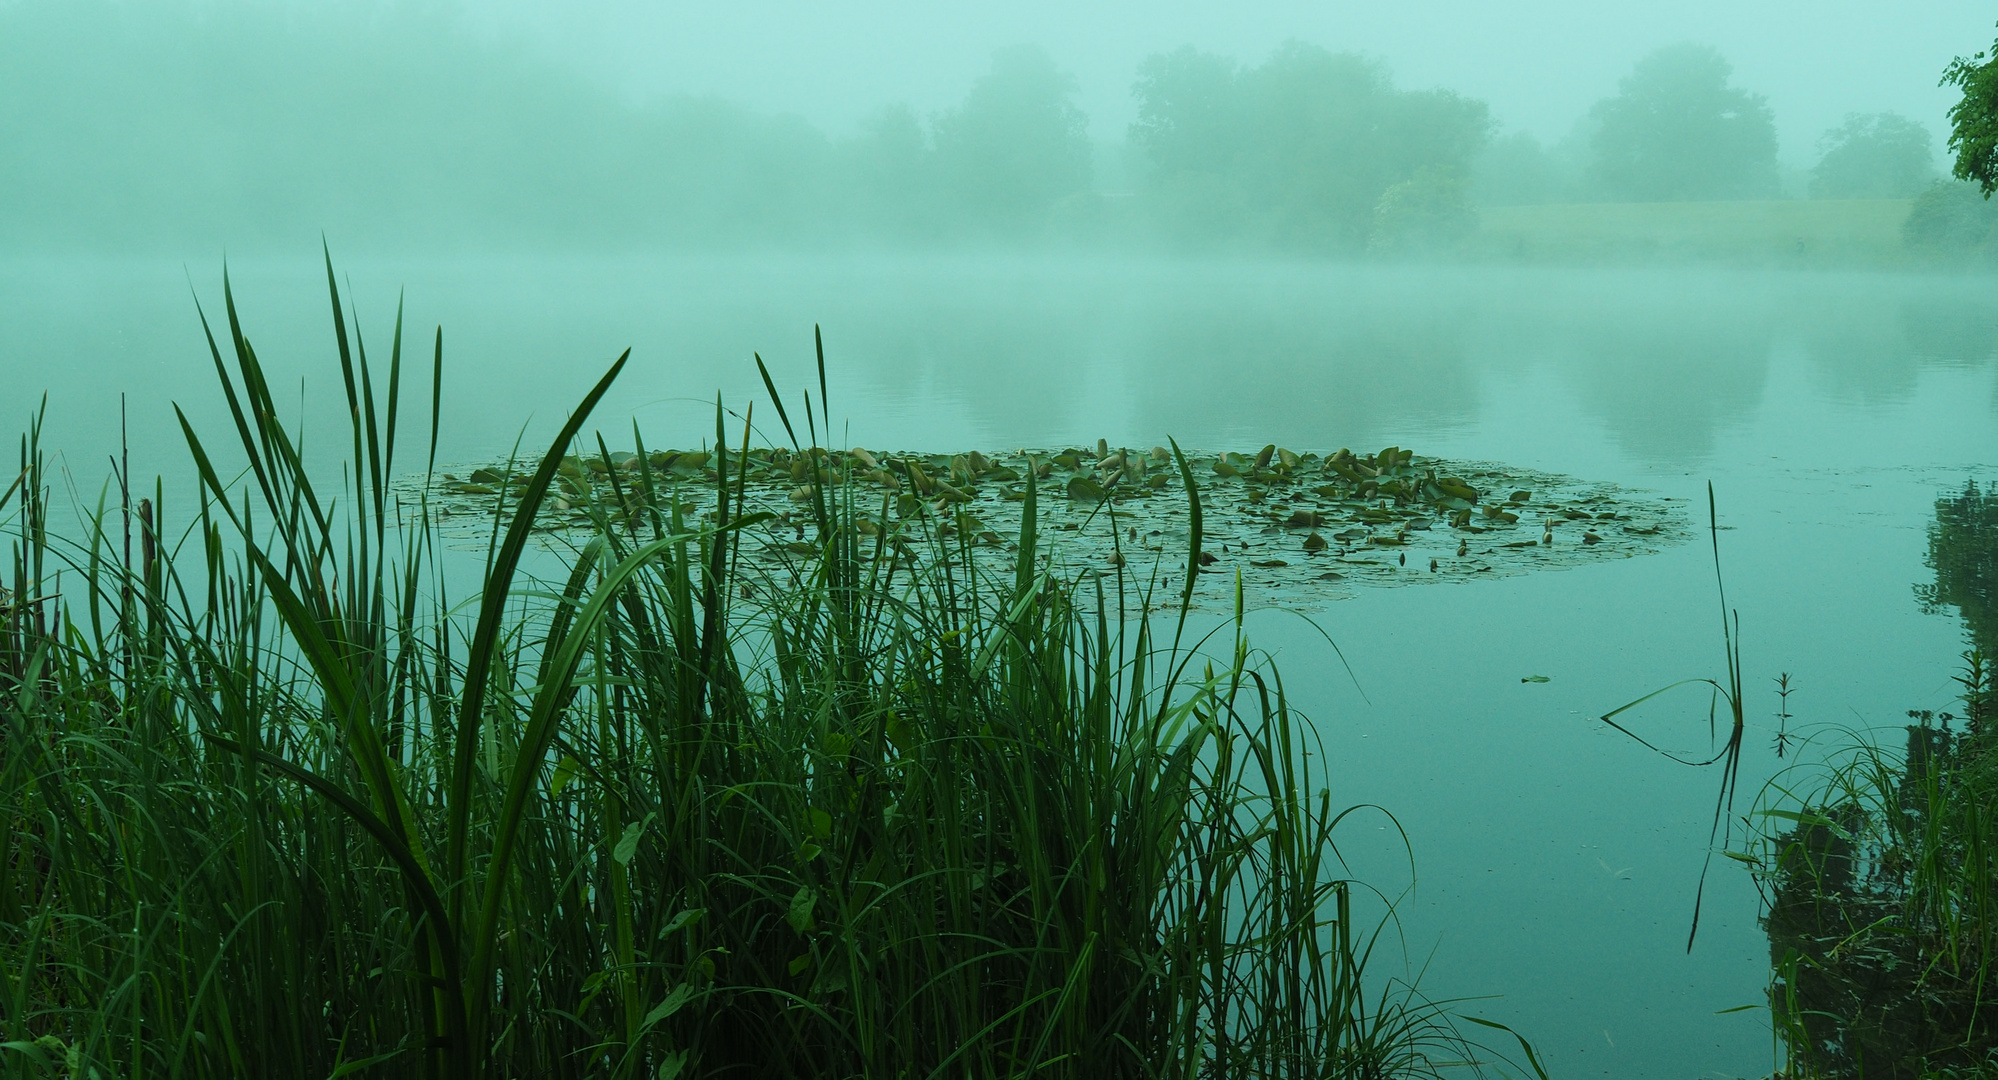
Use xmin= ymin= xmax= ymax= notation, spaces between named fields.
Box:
xmin=9 ymin=252 xmax=1998 ymax=1078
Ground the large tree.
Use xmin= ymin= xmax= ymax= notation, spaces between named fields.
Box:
xmin=1586 ymin=43 xmax=1779 ymax=201
xmin=1130 ymin=41 xmax=1489 ymax=249
xmin=930 ymin=44 xmax=1092 ymax=233
xmin=1810 ymin=112 xmax=1935 ymax=199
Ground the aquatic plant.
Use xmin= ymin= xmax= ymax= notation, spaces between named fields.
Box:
xmin=1743 ymin=652 xmax=1997 ymax=1079
xmin=1592 ymin=483 xmax=1749 ymax=953
xmin=1737 ymin=476 xmax=1998 ymax=1078
xmin=0 ymin=263 xmax=1536 ymax=1079
xmin=427 ymin=435 xmax=1686 ymax=613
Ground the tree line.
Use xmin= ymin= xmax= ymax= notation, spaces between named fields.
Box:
xmin=0 ymin=0 xmax=1976 ymax=256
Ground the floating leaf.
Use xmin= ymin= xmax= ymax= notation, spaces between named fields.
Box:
xmin=1066 ymin=476 xmax=1106 ymax=503
xmin=1250 ymin=559 xmax=1289 ymax=568
xmin=1302 ymin=532 xmax=1328 ymax=553
xmin=1521 ymin=675 xmax=1551 ymax=683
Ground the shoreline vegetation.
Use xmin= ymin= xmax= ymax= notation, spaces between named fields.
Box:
xmin=0 ymin=267 xmax=1546 ymax=1078
xmin=1742 ymin=481 xmax=1998 ymax=1079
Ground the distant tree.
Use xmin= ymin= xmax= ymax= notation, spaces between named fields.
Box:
xmin=931 ymin=45 xmax=1092 ymax=233
xmin=841 ymin=104 xmax=937 ymax=238
xmin=1130 ymin=46 xmax=1240 ymax=178
xmin=1130 ymin=40 xmax=1489 ymax=250
xmin=1370 ymin=166 xmax=1477 ymax=251
xmin=1470 ymin=130 xmax=1568 ymax=206
xmin=1903 ymin=179 xmax=1998 ymax=257
xmin=1810 ymin=112 xmax=1934 ymax=198
xmin=1587 ymin=43 xmax=1779 ymax=201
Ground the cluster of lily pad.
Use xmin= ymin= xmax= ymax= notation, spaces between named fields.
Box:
xmin=428 ymin=439 xmax=1686 ymax=611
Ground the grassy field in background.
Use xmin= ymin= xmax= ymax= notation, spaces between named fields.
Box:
xmin=1470 ymin=199 xmax=1916 ymax=267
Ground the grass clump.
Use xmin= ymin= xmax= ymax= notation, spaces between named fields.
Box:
xmin=1749 ymin=652 xmax=1998 ymax=1079
xmin=0 ymin=264 xmax=1513 ymax=1079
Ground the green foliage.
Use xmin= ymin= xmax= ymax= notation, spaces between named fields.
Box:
xmin=932 ymin=45 xmax=1094 ymax=236
xmin=1130 ymin=42 xmax=1491 ymax=251
xmin=1469 ymin=132 xmax=1573 ymax=207
xmin=1750 ymin=654 xmax=1998 ymax=1079
xmin=1944 ymin=30 xmax=1998 ymax=197
xmin=0 ymin=269 xmax=1518 ymax=1078
xmin=1370 ymin=168 xmax=1479 ymax=253
xmin=1586 ymin=43 xmax=1779 ymax=202
xmin=1751 ymin=488 xmax=1998 ymax=1077
xmin=1811 ymin=113 xmax=1936 ymax=199
xmin=1903 ymin=180 xmax=1998 ymax=258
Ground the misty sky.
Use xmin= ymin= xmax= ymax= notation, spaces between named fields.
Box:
xmin=470 ymin=0 xmax=1994 ymax=162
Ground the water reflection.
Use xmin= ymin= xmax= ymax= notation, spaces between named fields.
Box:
xmin=1919 ymin=479 xmax=1998 ymax=655
xmin=1755 ymin=483 xmax=1998 ymax=1079
xmin=5 ymin=258 xmax=1997 ymax=482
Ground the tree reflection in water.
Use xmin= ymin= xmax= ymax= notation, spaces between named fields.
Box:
xmin=1755 ymin=481 xmax=1997 ymax=1079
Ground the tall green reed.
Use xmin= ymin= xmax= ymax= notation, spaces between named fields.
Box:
xmin=2 ymin=261 xmax=1518 ymax=1079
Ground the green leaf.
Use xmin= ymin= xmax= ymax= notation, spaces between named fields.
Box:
xmin=327 ymin=1049 xmax=407 ymax=1077
xmin=642 ymin=983 xmax=693 ymax=1029
xmin=613 ymin=818 xmax=647 ymax=866
xmin=659 ymin=908 xmax=705 ymax=937
xmin=806 ymin=808 xmax=833 ymax=840
xmin=786 ymin=886 xmax=817 ymax=934
xmin=1066 ymin=475 xmax=1106 ymax=502
xmin=550 ymin=754 xmax=581 ymax=798
xmin=788 ymin=953 xmax=812 ymax=976
xmin=1521 ymin=675 xmax=1551 ymax=683
xmin=656 ymin=1050 xmax=689 ymax=1080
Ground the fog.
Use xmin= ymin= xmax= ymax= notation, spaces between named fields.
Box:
xmin=10 ymin=4 xmax=1998 ymax=1078
xmin=8 ymin=0 xmax=1998 ymax=258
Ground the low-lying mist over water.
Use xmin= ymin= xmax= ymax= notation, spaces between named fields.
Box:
xmin=9 ymin=3 xmax=1998 ymax=1079
xmin=7 ymin=0 xmax=1998 ymax=262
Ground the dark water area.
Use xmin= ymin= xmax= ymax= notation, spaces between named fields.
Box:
xmin=8 ymin=253 xmax=1998 ymax=1076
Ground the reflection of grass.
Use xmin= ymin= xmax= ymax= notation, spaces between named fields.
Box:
xmin=0 ymin=264 xmax=1536 ymax=1078
xmin=1745 ymin=481 xmax=1998 ymax=1077
xmin=1469 ymin=199 xmax=1914 ymax=266
xmin=1746 ymin=652 xmax=1997 ymax=1079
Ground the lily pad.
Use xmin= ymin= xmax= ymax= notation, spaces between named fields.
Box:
xmin=418 ymin=441 xmax=1688 ymax=614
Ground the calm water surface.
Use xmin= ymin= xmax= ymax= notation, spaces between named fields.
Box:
xmin=9 ymin=253 xmax=1998 ymax=1078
